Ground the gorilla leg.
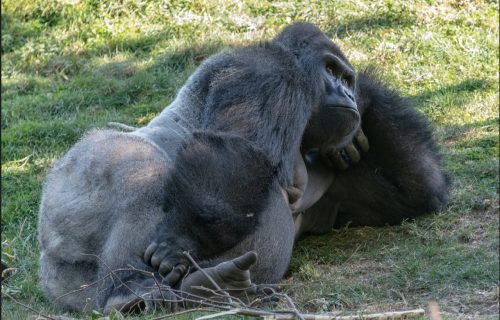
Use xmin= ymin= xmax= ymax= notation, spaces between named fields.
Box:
xmin=38 ymin=130 xmax=175 ymax=312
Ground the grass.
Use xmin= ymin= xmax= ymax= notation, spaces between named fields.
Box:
xmin=1 ymin=0 xmax=498 ymax=319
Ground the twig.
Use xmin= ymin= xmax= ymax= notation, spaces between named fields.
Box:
xmin=261 ymin=308 xmax=426 ymax=319
xmin=264 ymin=287 xmax=304 ymax=320
xmin=151 ymin=307 xmax=218 ymax=319
xmin=54 ymin=256 xmax=162 ymax=303
xmin=281 ymin=293 xmax=305 ymax=320
xmin=195 ymin=310 xmax=238 ymax=319
xmin=150 ymin=270 xmax=168 ymax=304
xmin=2 ymin=291 xmax=56 ymax=320
xmin=428 ymin=302 xmax=442 ymax=320
xmin=341 ymin=244 xmax=362 ymax=266
xmin=54 ymin=264 xmax=163 ymax=303
xmin=10 ymin=154 xmax=33 ymax=168
xmin=196 ymin=307 xmax=276 ymax=319
xmin=53 ymin=273 xmax=108 ymax=302
xmin=80 ymin=253 xmax=145 ymax=302
xmin=189 ymin=285 xmax=246 ymax=306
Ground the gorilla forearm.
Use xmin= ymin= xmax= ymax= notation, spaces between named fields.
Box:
xmin=358 ymin=71 xmax=450 ymax=209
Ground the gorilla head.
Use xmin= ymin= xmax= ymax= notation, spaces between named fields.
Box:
xmin=274 ymin=23 xmax=361 ymax=151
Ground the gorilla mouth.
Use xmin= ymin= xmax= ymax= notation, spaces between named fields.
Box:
xmin=319 ymin=106 xmax=360 ymax=148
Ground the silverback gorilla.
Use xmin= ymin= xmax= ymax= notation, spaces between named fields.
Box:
xmin=38 ymin=23 xmax=450 ymax=313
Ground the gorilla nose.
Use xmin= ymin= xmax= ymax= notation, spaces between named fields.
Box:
xmin=323 ymin=85 xmax=357 ymax=111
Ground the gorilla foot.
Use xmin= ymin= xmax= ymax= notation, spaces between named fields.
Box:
xmin=106 ymin=252 xmax=259 ymax=314
xmin=180 ymin=251 xmax=258 ymax=299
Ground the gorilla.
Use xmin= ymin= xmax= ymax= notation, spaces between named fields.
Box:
xmin=38 ymin=23 xmax=450 ymax=313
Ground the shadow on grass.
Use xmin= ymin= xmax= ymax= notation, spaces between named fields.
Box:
xmin=324 ymin=12 xmax=417 ymax=39
xmin=412 ymin=78 xmax=494 ymax=105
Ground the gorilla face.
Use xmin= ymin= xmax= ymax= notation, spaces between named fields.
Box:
xmin=319 ymin=52 xmax=360 ymax=147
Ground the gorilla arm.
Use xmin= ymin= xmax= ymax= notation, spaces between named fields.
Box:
xmin=307 ymin=71 xmax=451 ymax=228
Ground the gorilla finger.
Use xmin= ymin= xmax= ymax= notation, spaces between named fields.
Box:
xmin=248 ymin=283 xmax=258 ymax=295
xmin=144 ymin=242 xmax=158 ymax=265
xmin=150 ymin=243 xmax=169 ymax=269
xmin=232 ymin=251 xmax=258 ymax=270
xmin=320 ymin=146 xmax=336 ymax=167
xmin=163 ymin=264 xmax=187 ymax=287
xmin=345 ymin=144 xmax=361 ymax=163
xmin=355 ymin=129 xmax=369 ymax=152
xmin=330 ymin=150 xmax=349 ymax=170
xmin=158 ymin=261 xmax=174 ymax=277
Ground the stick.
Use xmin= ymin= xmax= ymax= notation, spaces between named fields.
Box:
xmin=265 ymin=287 xmax=304 ymax=320
xmin=151 ymin=307 xmax=218 ymax=319
xmin=261 ymin=308 xmax=426 ymax=319
xmin=195 ymin=310 xmax=238 ymax=319
xmin=281 ymin=292 xmax=305 ymax=320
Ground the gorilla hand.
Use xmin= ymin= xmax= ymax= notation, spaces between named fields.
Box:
xmin=144 ymin=241 xmax=190 ymax=286
xmin=321 ymin=128 xmax=369 ymax=171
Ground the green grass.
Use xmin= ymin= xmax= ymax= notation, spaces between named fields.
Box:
xmin=2 ymin=0 xmax=498 ymax=319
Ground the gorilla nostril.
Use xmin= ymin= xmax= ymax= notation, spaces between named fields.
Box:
xmin=345 ymin=90 xmax=355 ymax=102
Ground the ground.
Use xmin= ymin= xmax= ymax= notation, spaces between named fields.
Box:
xmin=1 ymin=0 xmax=498 ymax=319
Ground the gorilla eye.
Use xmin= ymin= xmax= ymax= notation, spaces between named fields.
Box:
xmin=341 ymin=77 xmax=349 ymax=87
xmin=326 ymin=66 xmax=334 ymax=76
xmin=342 ymin=74 xmax=355 ymax=87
